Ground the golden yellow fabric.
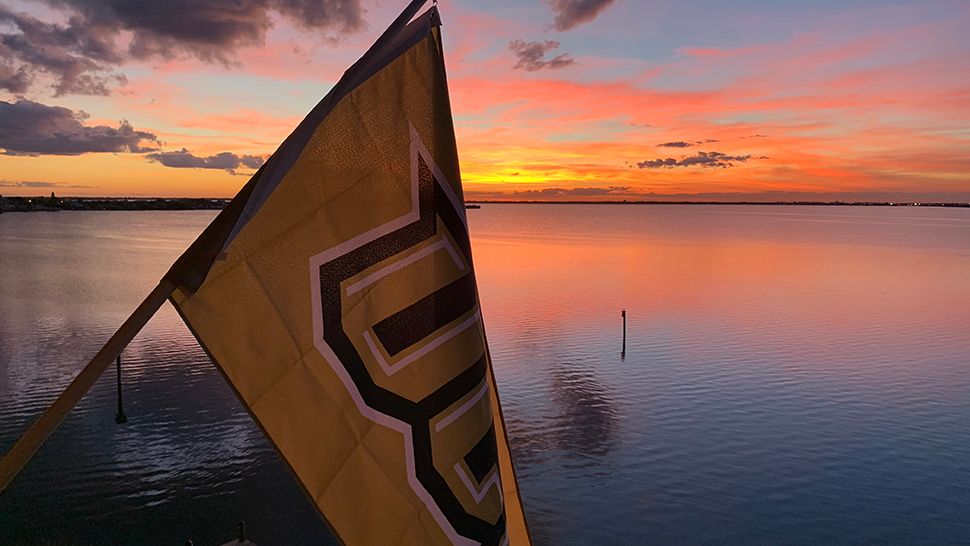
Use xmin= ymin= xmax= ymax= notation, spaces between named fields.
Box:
xmin=171 ymin=25 xmax=529 ymax=546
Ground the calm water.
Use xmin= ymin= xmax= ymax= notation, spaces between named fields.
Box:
xmin=1 ymin=205 xmax=969 ymax=545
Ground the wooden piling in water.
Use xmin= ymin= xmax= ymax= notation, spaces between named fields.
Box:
xmin=115 ymin=354 xmax=127 ymax=424
xmin=0 ymin=279 xmax=174 ymax=494
xmin=621 ymin=308 xmax=627 ymax=359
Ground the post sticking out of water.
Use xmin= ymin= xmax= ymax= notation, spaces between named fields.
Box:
xmin=238 ymin=521 xmax=247 ymax=542
xmin=115 ymin=355 xmax=127 ymax=424
xmin=0 ymin=280 xmax=173 ymax=495
xmin=621 ymin=308 xmax=627 ymax=360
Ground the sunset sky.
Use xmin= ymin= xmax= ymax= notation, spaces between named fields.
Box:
xmin=1 ymin=0 xmax=968 ymax=201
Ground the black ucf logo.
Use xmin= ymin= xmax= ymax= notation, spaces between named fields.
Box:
xmin=309 ymin=125 xmax=507 ymax=546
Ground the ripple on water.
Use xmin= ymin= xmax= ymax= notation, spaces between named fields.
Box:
xmin=2 ymin=207 xmax=970 ymax=545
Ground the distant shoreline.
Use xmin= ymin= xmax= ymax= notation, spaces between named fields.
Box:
xmin=0 ymin=196 xmax=230 ymax=213
xmin=467 ymin=200 xmax=970 ymax=207
xmin=1 ymin=196 xmax=968 ymax=213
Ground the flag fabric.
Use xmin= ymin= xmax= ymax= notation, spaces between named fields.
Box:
xmin=163 ymin=3 xmax=529 ymax=545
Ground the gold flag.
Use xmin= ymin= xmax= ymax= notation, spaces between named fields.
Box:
xmin=163 ymin=3 xmax=530 ymax=544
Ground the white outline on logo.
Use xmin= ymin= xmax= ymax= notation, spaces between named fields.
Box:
xmin=308 ymin=124 xmax=486 ymax=545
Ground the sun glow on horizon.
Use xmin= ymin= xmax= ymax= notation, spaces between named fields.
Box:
xmin=1 ymin=0 xmax=968 ymax=201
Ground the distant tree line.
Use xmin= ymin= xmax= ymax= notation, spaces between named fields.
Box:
xmin=0 ymin=195 xmax=230 ymax=213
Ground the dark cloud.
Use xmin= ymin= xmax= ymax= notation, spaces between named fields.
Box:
xmin=657 ymin=139 xmax=719 ymax=148
xmin=0 ymin=100 xmax=159 ymax=156
xmin=509 ymin=39 xmax=576 ymax=71
xmin=637 ymin=151 xmax=754 ymax=169
xmin=53 ymin=0 xmax=365 ymax=62
xmin=0 ymin=0 xmax=364 ymax=95
xmin=547 ymin=0 xmax=616 ymax=31
xmin=0 ymin=5 xmax=125 ymax=95
xmin=147 ymin=148 xmax=265 ymax=174
xmin=0 ymin=55 xmax=32 ymax=93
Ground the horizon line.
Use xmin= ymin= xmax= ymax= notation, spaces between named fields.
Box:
xmin=2 ymin=195 xmax=969 ymax=208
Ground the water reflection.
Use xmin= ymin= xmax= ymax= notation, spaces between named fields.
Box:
xmin=505 ymin=360 xmax=620 ymax=469
xmin=472 ymin=204 xmax=970 ymax=545
xmin=0 ymin=212 xmax=332 ymax=546
xmin=3 ymin=206 xmax=970 ymax=545
xmin=547 ymin=362 xmax=619 ymax=458
xmin=487 ymin=303 xmax=621 ymax=467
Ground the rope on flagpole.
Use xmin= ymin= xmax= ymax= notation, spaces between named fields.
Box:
xmin=0 ymin=279 xmax=175 ymax=494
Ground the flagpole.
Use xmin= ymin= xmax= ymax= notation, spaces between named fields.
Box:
xmin=0 ymin=279 xmax=176 ymax=494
